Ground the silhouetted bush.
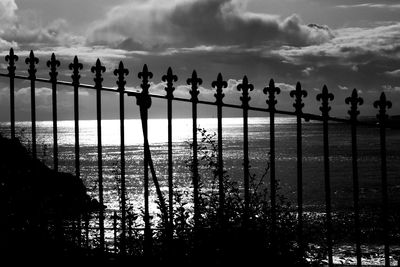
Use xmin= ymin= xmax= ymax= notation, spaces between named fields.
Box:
xmin=146 ymin=128 xmax=314 ymax=266
xmin=0 ymin=134 xmax=101 ymax=260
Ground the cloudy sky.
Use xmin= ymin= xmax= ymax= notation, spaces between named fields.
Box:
xmin=0 ymin=0 xmax=399 ymax=120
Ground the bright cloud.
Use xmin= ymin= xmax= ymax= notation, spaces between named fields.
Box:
xmin=0 ymin=0 xmax=18 ymax=49
xmin=272 ymin=23 xmax=400 ymax=65
xmin=12 ymin=87 xmax=52 ymax=112
xmin=0 ymin=0 xmax=83 ymax=50
xmin=336 ymin=3 xmax=400 ymax=9
xmin=382 ymin=85 xmax=400 ymax=92
xmin=276 ymin=82 xmax=295 ymax=92
xmin=384 ymin=69 xmax=400 ymax=77
xmin=0 ymin=0 xmax=17 ymax=23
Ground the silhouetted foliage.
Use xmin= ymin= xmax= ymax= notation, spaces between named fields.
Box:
xmin=0 ymin=134 xmax=101 ymax=260
xmin=144 ymin=128 xmax=313 ymax=266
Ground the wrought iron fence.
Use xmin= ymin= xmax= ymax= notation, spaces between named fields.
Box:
xmin=0 ymin=48 xmax=397 ymax=266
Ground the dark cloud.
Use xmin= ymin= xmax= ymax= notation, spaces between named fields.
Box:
xmin=1 ymin=0 xmax=399 ymax=120
xmin=87 ymin=0 xmax=333 ymax=50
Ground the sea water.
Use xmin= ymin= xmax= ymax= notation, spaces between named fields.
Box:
xmin=1 ymin=117 xmax=399 ymax=214
xmin=2 ymin=117 xmax=400 ymax=264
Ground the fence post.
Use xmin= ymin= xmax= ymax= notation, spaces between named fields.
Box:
xmin=128 ymin=213 xmax=133 ymax=255
xmin=112 ymin=211 xmax=118 ymax=254
xmin=137 ymin=64 xmax=153 ymax=258
xmin=25 ymin=50 xmax=39 ymax=159
xmin=77 ymin=214 xmax=82 ymax=248
xmin=237 ymin=76 xmax=253 ymax=226
xmin=84 ymin=213 xmax=89 ymax=249
xmin=264 ymin=79 xmax=281 ymax=246
xmin=317 ymin=85 xmax=334 ymax=267
xmin=5 ymin=48 xmax=18 ymax=139
xmin=374 ymin=92 xmax=392 ymax=267
xmin=69 ymin=56 xmax=83 ymax=179
xmin=91 ymin=58 xmax=106 ymax=253
xmin=47 ymin=53 xmax=60 ymax=171
xmin=162 ymin=67 xmax=178 ymax=240
xmin=212 ymin=73 xmax=227 ymax=227
xmin=70 ymin=218 xmax=76 ymax=245
xmin=55 ymin=208 xmax=65 ymax=252
xmin=345 ymin=89 xmax=363 ymax=267
xmin=187 ymin=70 xmax=202 ymax=230
xmin=114 ymin=61 xmax=129 ymax=256
xmin=290 ymin=82 xmax=307 ymax=256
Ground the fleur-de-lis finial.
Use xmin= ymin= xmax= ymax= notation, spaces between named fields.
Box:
xmin=113 ymin=61 xmax=129 ymax=92
xmin=47 ymin=53 xmax=60 ymax=82
xmin=345 ymin=89 xmax=363 ymax=121
xmin=91 ymin=58 xmax=106 ymax=89
xmin=264 ymin=79 xmax=281 ymax=111
xmin=137 ymin=64 xmax=153 ymax=109
xmin=138 ymin=64 xmax=153 ymax=92
xmin=25 ymin=50 xmax=39 ymax=79
xmin=316 ymin=85 xmax=334 ymax=117
xmin=237 ymin=76 xmax=254 ymax=108
xmin=290 ymin=82 xmax=307 ymax=113
xmin=212 ymin=73 xmax=227 ymax=105
xmin=162 ymin=67 xmax=177 ymax=99
xmin=69 ymin=56 xmax=83 ymax=86
xmin=5 ymin=48 xmax=18 ymax=75
xmin=374 ymin=92 xmax=392 ymax=122
xmin=187 ymin=70 xmax=202 ymax=102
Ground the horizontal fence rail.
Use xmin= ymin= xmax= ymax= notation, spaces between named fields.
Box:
xmin=1 ymin=48 xmax=397 ymax=266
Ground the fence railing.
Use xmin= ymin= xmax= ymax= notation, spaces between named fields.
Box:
xmin=0 ymin=48 xmax=396 ymax=266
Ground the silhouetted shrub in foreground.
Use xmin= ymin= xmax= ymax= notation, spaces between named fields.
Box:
xmin=143 ymin=128 xmax=315 ymax=266
xmin=0 ymin=134 xmax=101 ymax=260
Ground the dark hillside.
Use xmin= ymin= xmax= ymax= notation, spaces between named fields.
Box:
xmin=0 ymin=135 xmax=101 ymax=260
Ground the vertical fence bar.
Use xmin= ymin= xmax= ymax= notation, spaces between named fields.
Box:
xmin=162 ymin=67 xmax=178 ymax=237
xmin=137 ymin=64 xmax=153 ymax=257
xmin=69 ymin=57 xmax=83 ymax=179
xmin=128 ymin=214 xmax=133 ymax=254
xmin=374 ymin=92 xmax=392 ymax=267
xmin=47 ymin=53 xmax=60 ymax=171
xmin=91 ymin=59 xmax=106 ymax=252
xmin=70 ymin=58 xmax=83 ymax=248
xmin=72 ymin=219 xmax=77 ymax=245
xmin=114 ymin=61 xmax=129 ymax=255
xmin=112 ymin=211 xmax=118 ymax=254
xmin=346 ymin=89 xmax=363 ymax=267
xmin=25 ymin=50 xmax=39 ymax=159
xmin=212 ymin=73 xmax=227 ymax=226
xmin=264 ymin=79 xmax=281 ymax=244
xmin=5 ymin=48 xmax=18 ymax=139
xmin=187 ymin=70 xmax=202 ymax=229
xmin=317 ymin=85 xmax=334 ymax=267
xmin=85 ymin=214 xmax=89 ymax=249
xmin=290 ymin=82 xmax=307 ymax=254
xmin=55 ymin=210 xmax=64 ymax=250
xmin=237 ymin=76 xmax=253 ymax=225
xmin=77 ymin=214 xmax=82 ymax=247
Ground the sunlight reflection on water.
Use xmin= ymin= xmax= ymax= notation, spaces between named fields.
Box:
xmin=26 ymin=117 xmax=296 ymax=146
xmin=1 ymin=117 xmax=400 ymax=263
xmin=1 ymin=117 xmax=399 ymax=229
